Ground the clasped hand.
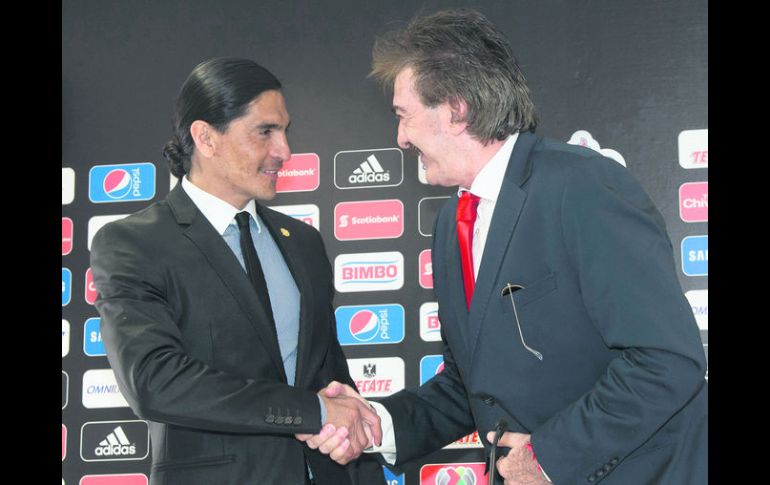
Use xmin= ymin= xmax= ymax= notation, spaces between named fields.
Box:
xmin=295 ymin=381 xmax=382 ymax=464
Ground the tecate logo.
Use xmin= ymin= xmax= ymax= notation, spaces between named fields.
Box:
xmin=334 ymin=252 xmax=404 ymax=293
xmin=679 ymin=182 xmax=708 ymax=222
xmin=334 ymin=200 xmax=404 ymax=241
xmin=334 ymin=148 xmax=403 ymax=189
xmin=444 ymin=431 xmax=483 ymax=450
xmin=335 ymin=304 xmax=405 ymax=345
xmin=276 ymin=153 xmax=320 ymax=193
xmin=81 ymin=420 xmax=149 ymax=462
xmin=678 ymin=129 xmax=708 ymax=169
xmin=89 ymin=163 xmax=156 ymax=203
xmin=347 ymin=357 xmax=404 ymax=397
xmin=420 ymin=463 xmax=487 ymax=485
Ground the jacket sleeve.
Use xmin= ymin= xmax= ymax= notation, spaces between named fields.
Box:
xmin=90 ymin=221 xmax=323 ymax=435
xmin=530 ymin=158 xmax=707 ymax=481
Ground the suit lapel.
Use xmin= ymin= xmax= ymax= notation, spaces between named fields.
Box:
xmin=466 ymin=133 xmax=539 ymax=358
xmin=167 ymin=186 xmax=287 ymax=382
xmin=255 ymin=205 xmax=316 ymax=388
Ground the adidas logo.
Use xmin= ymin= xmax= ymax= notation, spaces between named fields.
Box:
xmin=94 ymin=426 xmax=136 ymax=456
xmin=349 ymin=155 xmax=391 ymax=184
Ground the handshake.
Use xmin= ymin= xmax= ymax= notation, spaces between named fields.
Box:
xmin=295 ymin=381 xmax=382 ymax=465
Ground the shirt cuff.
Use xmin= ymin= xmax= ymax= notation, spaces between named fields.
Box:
xmin=363 ymin=401 xmax=397 ymax=464
xmin=317 ymin=395 xmax=327 ymax=425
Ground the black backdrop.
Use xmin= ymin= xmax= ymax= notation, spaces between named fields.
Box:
xmin=62 ymin=1 xmax=707 ymax=483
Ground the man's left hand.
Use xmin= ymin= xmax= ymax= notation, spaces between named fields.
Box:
xmin=486 ymin=431 xmax=549 ymax=485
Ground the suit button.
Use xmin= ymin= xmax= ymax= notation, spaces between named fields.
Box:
xmin=275 ymin=416 xmax=285 ymax=424
xmin=610 ymin=457 xmax=618 ymax=465
xmin=285 ymin=416 xmax=293 ymax=425
xmin=482 ymin=395 xmax=495 ymax=406
xmin=603 ymin=464 xmax=611 ymax=472
xmin=265 ymin=415 xmax=275 ymax=424
xmin=294 ymin=417 xmax=303 ymax=425
xmin=596 ymin=469 xmax=605 ymax=477
xmin=588 ymin=474 xmax=596 ymax=482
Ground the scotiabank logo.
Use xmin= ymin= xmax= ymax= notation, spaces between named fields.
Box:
xmin=334 ymin=252 xmax=404 ymax=293
xmin=336 ymin=304 xmax=405 ymax=345
xmin=276 ymin=153 xmax=319 ymax=193
xmin=347 ymin=357 xmax=405 ymax=397
xmin=81 ymin=420 xmax=149 ymax=462
xmin=80 ymin=474 xmax=148 ymax=485
xmin=334 ymin=148 xmax=404 ymax=189
xmin=269 ymin=203 xmax=320 ymax=230
xmin=85 ymin=267 xmax=97 ymax=304
xmin=419 ymin=250 xmax=433 ymax=289
xmin=82 ymin=369 xmax=129 ymax=409
xmin=420 ymin=302 xmax=441 ymax=342
xmin=420 ymin=355 xmax=444 ymax=385
xmin=420 ymin=463 xmax=487 ymax=485
xmin=678 ymin=129 xmax=708 ymax=169
xmin=444 ymin=430 xmax=483 ymax=450
xmin=679 ymin=182 xmax=708 ymax=222
xmin=418 ymin=197 xmax=450 ymax=237
xmin=89 ymin=163 xmax=156 ymax=203
xmin=62 ymin=218 xmax=73 ymax=255
xmin=334 ymin=199 xmax=404 ymax=241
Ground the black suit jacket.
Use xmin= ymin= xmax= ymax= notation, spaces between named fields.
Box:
xmin=380 ymin=133 xmax=707 ymax=484
xmin=91 ymin=185 xmax=385 ymax=485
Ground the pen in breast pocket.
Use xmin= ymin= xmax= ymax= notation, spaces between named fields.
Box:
xmin=501 ymin=283 xmax=543 ymax=361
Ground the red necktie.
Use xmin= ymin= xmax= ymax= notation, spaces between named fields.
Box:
xmin=456 ymin=191 xmax=481 ymax=310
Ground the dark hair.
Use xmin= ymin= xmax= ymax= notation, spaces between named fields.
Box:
xmin=371 ymin=8 xmax=537 ymax=143
xmin=162 ymin=57 xmax=282 ymax=179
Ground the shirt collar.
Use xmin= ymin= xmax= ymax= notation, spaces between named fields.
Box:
xmin=181 ymin=176 xmax=261 ymax=235
xmin=457 ymin=132 xmax=519 ymax=202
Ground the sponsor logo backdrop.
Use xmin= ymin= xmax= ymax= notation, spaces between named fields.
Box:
xmin=63 ymin=1 xmax=707 ymax=482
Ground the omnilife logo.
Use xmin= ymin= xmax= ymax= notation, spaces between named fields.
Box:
xmin=81 ymin=420 xmax=149 ymax=462
xmin=334 ymin=148 xmax=403 ymax=189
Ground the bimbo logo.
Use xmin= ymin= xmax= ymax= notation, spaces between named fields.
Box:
xmin=420 ymin=463 xmax=487 ymax=485
xmin=336 ymin=304 xmax=405 ymax=345
xmin=89 ymin=163 xmax=156 ymax=203
xmin=679 ymin=182 xmax=708 ymax=222
xmin=420 ymin=355 xmax=445 ymax=385
xmin=347 ymin=357 xmax=405 ymax=397
xmin=334 ymin=252 xmax=404 ymax=293
xmin=80 ymin=420 xmax=149 ymax=462
xmin=420 ymin=302 xmax=441 ymax=342
xmin=334 ymin=148 xmax=403 ymax=189
xmin=276 ymin=153 xmax=319 ymax=193
xmin=334 ymin=200 xmax=404 ymax=241
xmin=269 ymin=203 xmax=320 ymax=230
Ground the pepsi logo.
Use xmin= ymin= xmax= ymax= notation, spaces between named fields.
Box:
xmin=103 ymin=169 xmax=132 ymax=199
xmin=349 ymin=310 xmax=380 ymax=342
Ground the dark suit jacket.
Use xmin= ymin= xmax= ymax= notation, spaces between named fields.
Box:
xmin=380 ymin=133 xmax=707 ymax=484
xmin=91 ymin=185 xmax=385 ymax=485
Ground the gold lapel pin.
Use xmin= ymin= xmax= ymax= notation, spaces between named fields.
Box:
xmin=280 ymin=228 xmax=290 ymax=237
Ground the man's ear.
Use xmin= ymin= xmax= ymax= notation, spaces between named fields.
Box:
xmin=190 ymin=120 xmax=216 ymax=158
xmin=448 ymin=97 xmax=469 ymax=135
